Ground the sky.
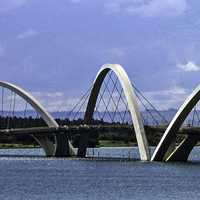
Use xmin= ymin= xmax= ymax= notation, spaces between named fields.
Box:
xmin=1 ymin=0 xmax=200 ymax=111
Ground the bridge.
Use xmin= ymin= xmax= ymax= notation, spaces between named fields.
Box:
xmin=1 ymin=64 xmax=200 ymax=162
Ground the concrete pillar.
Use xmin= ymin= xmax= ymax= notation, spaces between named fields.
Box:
xmin=54 ymin=133 xmax=70 ymax=157
xmin=77 ymin=133 xmax=89 ymax=157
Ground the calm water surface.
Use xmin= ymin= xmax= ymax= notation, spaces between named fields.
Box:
xmin=0 ymin=147 xmax=200 ymax=200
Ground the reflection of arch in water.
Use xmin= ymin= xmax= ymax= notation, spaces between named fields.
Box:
xmin=78 ymin=64 xmax=150 ymax=161
xmin=0 ymin=81 xmax=75 ymax=157
xmin=152 ymin=84 xmax=200 ymax=161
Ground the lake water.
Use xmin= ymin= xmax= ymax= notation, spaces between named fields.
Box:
xmin=0 ymin=147 xmax=200 ymax=200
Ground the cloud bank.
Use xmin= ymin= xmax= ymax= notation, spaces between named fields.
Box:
xmin=178 ymin=61 xmax=200 ymax=72
xmin=143 ymin=86 xmax=189 ymax=110
xmin=105 ymin=0 xmax=189 ymax=17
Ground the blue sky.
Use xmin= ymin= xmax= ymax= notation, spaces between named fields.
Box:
xmin=1 ymin=0 xmax=200 ymax=111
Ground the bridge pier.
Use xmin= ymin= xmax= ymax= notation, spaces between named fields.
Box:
xmin=54 ymin=133 xmax=70 ymax=157
xmin=77 ymin=126 xmax=91 ymax=157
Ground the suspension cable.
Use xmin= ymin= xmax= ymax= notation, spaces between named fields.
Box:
xmin=94 ymin=72 xmax=114 ymax=121
xmin=135 ymin=90 xmax=159 ymax=125
xmin=104 ymin=73 xmax=124 ymax=122
xmin=69 ymin=86 xmax=92 ymax=120
xmin=1 ymin=87 xmax=4 ymax=129
xmin=100 ymin=78 xmax=117 ymax=122
xmin=72 ymin=90 xmax=91 ymax=120
xmin=7 ymin=91 xmax=13 ymax=129
xmin=109 ymin=74 xmax=127 ymax=108
xmin=132 ymin=83 xmax=168 ymax=124
xmin=11 ymin=93 xmax=16 ymax=128
xmin=23 ymin=102 xmax=28 ymax=128
xmin=112 ymin=87 xmax=124 ymax=122
xmin=122 ymin=102 xmax=129 ymax=124
xmin=194 ymin=106 xmax=200 ymax=126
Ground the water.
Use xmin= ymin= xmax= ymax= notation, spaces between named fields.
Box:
xmin=0 ymin=148 xmax=200 ymax=200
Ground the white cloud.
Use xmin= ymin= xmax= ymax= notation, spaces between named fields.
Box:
xmin=105 ymin=48 xmax=125 ymax=60
xmin=17 ymin=29 xmax=38 ymax=40
xmin=32 ymin=92 xmax=64 ymax=98
xmin=105 ymin=0 xmax=188 ymax=17
xmin=69 ymin=0 xmax=81 ymax=3
xmin=31 ymin=91 xmax=81 ymax=112
xmin=177 ymin=61 xmax=200 ymax=72
xmin=31 ymin=90 xmax=127 ymax=113
xmin=143 ymin=86 xmax=189 ymax=110
xmin=30 ymin=86 xmax=189 ymax=112
xmin=0 ymin=0 xmax=28 ymax=14
xmin=104 ymin=3 xmax=121 ymax=14
xmin=9 ymin=85 xmax=189 ymax=113
xmin=127 ymin=0 xmax=188 ymax=17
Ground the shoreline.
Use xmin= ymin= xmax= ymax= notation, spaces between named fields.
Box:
xmin=0 ymin=141 xmax=200 ymax=149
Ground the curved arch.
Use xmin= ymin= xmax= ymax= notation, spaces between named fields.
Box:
xmin=152 ymin=84 xmax=200 ymax=161
xmin=78 ymin=64 xmax=150 ymax=161
xmin=0 ymin=81 xmax=75 ymax=156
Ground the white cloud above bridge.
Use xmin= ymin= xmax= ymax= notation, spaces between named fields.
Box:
xmin=31 ymin=91 xmax=81 ymax=112
xmin=144 ymin=86 xmax=189 ymax=110
xmin=178 ymin=61 xmax=200 ymax=72
xmin=104 ymin=0 xmax=189 ymax=17
xmin=0 ymin=0 xmax=200 ymax=112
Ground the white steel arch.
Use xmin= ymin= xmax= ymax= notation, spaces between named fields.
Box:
xmin=152 ymin=84 xmax=200 ymax=161
xmin=0 ymin=81 xmax=75 ymax=156
xmin=79 ymin=64 xmax=150 ymax=161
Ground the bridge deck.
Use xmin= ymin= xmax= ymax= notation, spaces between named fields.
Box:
xmin=0 ymin=125 xmax=200 ymax=138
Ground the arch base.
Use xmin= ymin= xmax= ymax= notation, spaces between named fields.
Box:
xmin=33 ymin=135 xmax=55 ymax=156
xmin=78 ymin=64 xmax=150 ymax=161
xmin=166 ymin=135 xmax=198 ymax=162
xmin=151 ymin=84 xmax=200 ymax=162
